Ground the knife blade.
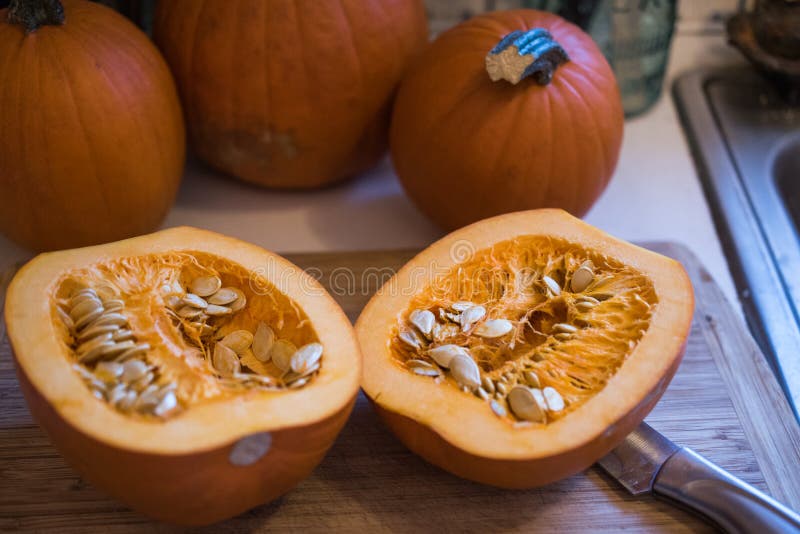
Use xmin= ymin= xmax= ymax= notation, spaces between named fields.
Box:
xmin=598 ymin=422 xmax=800 ymax=533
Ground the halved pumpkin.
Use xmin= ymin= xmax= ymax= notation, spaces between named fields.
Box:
xmin=5 ymin=227 xmax=360 ymax=525
xmin=356 ymin=209 xmax=693 ymax=487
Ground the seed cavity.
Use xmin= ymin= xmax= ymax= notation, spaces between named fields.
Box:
xmin=390 ymin=239 xmax=656 ymax=425
xmin=57 ymin=259 xmax=324 ymax=421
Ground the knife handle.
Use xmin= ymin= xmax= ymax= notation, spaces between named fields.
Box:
xmin=653 ymin=448 xmax=800 ymax=534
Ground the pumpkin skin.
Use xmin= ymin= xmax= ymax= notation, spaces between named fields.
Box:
xmin=153 ymin=0 xmax=429 ymax=189
xmin=6 ymin=227 xmax=361 ymax=525
xmin=0 ymin=0 xmax=185 ymax=252
xmin=390 ymin=10 xmax=624 ymax=230
xmin=356 ymin=209 xmax=693 ymax=487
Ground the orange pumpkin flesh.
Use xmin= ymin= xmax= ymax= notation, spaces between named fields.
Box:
xmin=356 ymin=210 xmax=693 ymax=487
xmin=6 ymin=227 xmax=360 ymax=525
xmin=390 ymin=10 xmax=624 ymax=230
xmin=153 ymin=0 xmax=429 ymax=189
xmin=0 ymin=0 xmax=185 ymax=252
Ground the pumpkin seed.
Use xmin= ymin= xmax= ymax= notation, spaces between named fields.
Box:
xmin=496 ymin=381 xmax=509 ymax=395
xmin=110 ymin=330 xmax=134 ymax=346
xmin=221 ymin=330 xmax=254 ymax=354
xmin=57 ymin=306 xmax=74 ymax=331
xmin=116 ymin=343 xmax=150 ymax=362
xmin=270 ymin=340 xmax=296 ymax=372
xmin=413 ymin=367 xmax=440 ymax=377
xmin=409 ymin=309 xmax=435 ymax=338
xmin=86 ymin=312 xmax=127 ymax=329
xmin=490 ymin=399 xmax=507 ymax=418
xmin=102 ymin=299 xmax=125 ymax=313
xmin=95 ymin=284 xmax=119 ymax=301
xmin=135 ymin=384 xmax=161 ymax=411
xmin=117 ymin=390 xmax=138 ymax=411
xmin=543 ymin=387 xmax=565 ymax=412
xmin=79 ymin=342 xmax=118 ymax=364
xmin=543 ymin=276 xmax=561 ymax=296
xmin=78 ymin=323 xmax=120 ymax=342
xmin=399 ymin=330 xmax=422 ymax=349
xmin=121 ymin=359 xmax=149 ymax=383
xmin=290 ymin=343 xmax=323 ymax=373
xmin=154 ymin=390 xmax=178 ymax=417
xmin=131 ymin=372 xmax=155 ymax=393
xmin=508 ymin=386 xmax=545 ymax=422
xmin=69 ymin=296 xmax=102 ymax=319
xmin=213 ymin=343 xmax=240 ymax=378
xmin=94 ymin=361 xmax=123 ymax=382
xmin=289 ymin=377 xmax=308 ymax=389
xmin=570 ymin=261 xmax=594 ymax=293
xmin=482 ymin=375 xmax=496 ymax=394
xmin=108 ymin=384 xmax=128 ymax=406
xmin=252 ymin=322 xmax=275 ymax=362
xmin=227 ymin=289 xmax=247 ymax=312
xmin=576 ymin=295 xmax=600 ymax=305
xmin=190 ymin=275 xmax=222 ymax=297
xmin=74 ymin=307 xmax=105 ymax=331
xmin=474 ymin=319 xmax=513 ymax=338
xmin=554 ymin=333 xmax=572 ymax=341
xmin=182 ymin=293 xmax=208 ymax=309
xmin=531 ymin=388 xmax=548 ymax=411
xmin=77 ymin=332 xmax=114 ymax=354
xmin=460 ymin=305 xmax=486 ymax=331
xmin=428 ymin=344 xmax=469 ymax=368
xmin=449 ymin=353 xmax=481 ymax=389
xmin=407 ymin=359 xmax=435 ymax=369
xmin=208 ymin=287 xmax=239 ymax=306
xmin=476 ymin=387 xmax=490 ymax=400
xmin=440 ymin=309 xmax=461 ymax=323
xmin=177 ymin=305 xmax=204 ymax=319
xmin=553 ymin=323 xmax=577 ymax=334
xmin=575 ymin=301 xmax=597 ymax=313
xmin=523 ymin=370 xmax=540 ymax=388
xmin=451 ymin=301 xmax=475 ymax=312
xmin=292 ymin=362 xmax=321 ymax=379
xmin=67 ymin=287 xmax=100 ymax=309
xmin=165 ymin=295 xmax=183 ymax=309
xmin=205 ymin=304 xmax=232 ymax=316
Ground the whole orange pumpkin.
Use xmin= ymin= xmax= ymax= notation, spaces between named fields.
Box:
xmin=153 ymin=0 xmax=429 ymax=189
xmin=390 ymin=10 xmax=623 ymax=230
xmin=0 ymin=0 xmax=186 ymax=252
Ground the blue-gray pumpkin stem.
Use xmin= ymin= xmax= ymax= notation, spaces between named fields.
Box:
xmin=486 ymin=28 xmax=569 ymax=85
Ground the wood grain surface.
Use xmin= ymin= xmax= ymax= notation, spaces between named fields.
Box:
xmin=1 ymin=243 xmax=799 ymax=532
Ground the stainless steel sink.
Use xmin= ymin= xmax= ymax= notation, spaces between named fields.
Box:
xmin=674 ymin=67 xmax=800 ymax=419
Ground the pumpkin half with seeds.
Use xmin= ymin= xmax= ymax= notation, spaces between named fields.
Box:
xmin=5 ymin=227 xmax=360 ymax=525
xmin=356 ymin=209 xmax=693 ymax=487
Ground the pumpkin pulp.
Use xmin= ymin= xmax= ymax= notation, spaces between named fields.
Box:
xmin=391 ymin=235 xmax=657 ymax=424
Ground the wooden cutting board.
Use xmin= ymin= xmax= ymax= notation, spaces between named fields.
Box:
xmin=1 ymin=242 xmax=799 ymax=532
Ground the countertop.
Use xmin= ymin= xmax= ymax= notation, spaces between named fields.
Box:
xmin=0 ymin=29 xmax=747 ymax=308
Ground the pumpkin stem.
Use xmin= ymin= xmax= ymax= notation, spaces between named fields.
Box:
xmin=485 ymin=28 xmax=569 ymax=85
xmin=8 ymin=0 xmax=64 ymax=33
